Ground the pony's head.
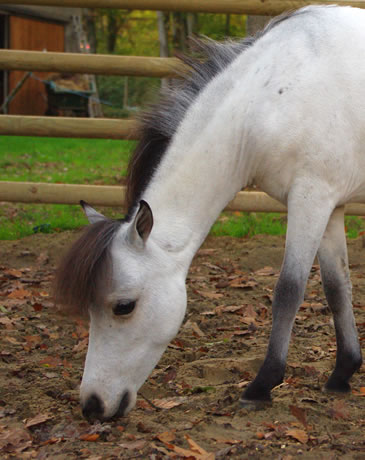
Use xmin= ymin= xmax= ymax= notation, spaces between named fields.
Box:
xmin=54 ymin=201 xmax=187 ymax=420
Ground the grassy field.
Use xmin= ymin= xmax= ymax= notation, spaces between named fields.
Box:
xmin=0 ymin=136 xmax=133 ymax=239
xmin=1 ymin=136 xmax=364 ymax=240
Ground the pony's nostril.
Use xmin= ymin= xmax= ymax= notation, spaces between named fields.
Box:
xmin=82 ymin=394 xmax=104 ymax=420
xmin=115 ymin=391 xmax=130 ymax=418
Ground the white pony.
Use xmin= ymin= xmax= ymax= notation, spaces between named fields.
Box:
xmin=55 ymin=5 xmax=363 ymax=420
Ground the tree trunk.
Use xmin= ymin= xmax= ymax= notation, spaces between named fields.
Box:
xmin=123 ymin=77 xmax=128 ymax=108
xmin=187 ymin=13 xmax=197 ymax=37
xmin=157 ymin=12 xmax=169 ymax=57
xmin=225 ymin=14 xmax=231 ymax=36
xmin=246 ymin=15 xmax=271 ymax=36
xmin=106 ymin=13 xmax=119 ymax=53
xmin=157 ymin=11 xmax=169 ymax=89
xmin=84 ymin=9 xmax=97 ymax=53
xmin=172 ymin=13 xmax=187 ymax=52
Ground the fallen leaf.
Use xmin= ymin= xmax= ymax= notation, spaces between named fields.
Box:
xmin=215 ymin=279 xmax=230 ymax=288
xmin=80 ymin=433 xmax=100 ymax=442
xmin=44 ymin=372 xmax=58 ymax=379
xmin=214 ymin=438 xmax=242 ymax=445
xmin=25 ymin=413 xmax=52 ymax=428
xmin=40 ymin=437 xmax=63 ymax=446
xmin=254 ymin=266 xmax=276 ymax=276
xmin=4 ymin=336 xmax=22 ymax=345
xmin=200 ymin=310 xmax=216 ymax=316
xmin=119 ymin=440 xmax=146 ymax=450
xmin=289 ymin=405 xmax=308 ymax=428
xmin=150 ymin=441 xmax=174 ymax=456
xmin=163 ymin=367 xmax=177 ymax=384
xmin=232 ymin=330 xmax=251 ymax=337
xmin=185 ymin=434 xmax=209 ymax=456
xmin=229 ymin=277 xmax=257 ymax=289
xmin=39 ymin=356 xmax=62 ymax=367
xmin=329 ymin=400 xmax=349 ymax=420
xmin=165 ymin=443 xmax=201 ymax=458
xmin=237 ymin=380 xmax=250 ymax=388
xmin=73 ymin=338 xmax=88 ymax=352
xmin=32 ymin=303 xmax=43 ymax=312
xmin=136 ymin=399 xmax=153 ymax=410
xmin=215 ymin=305 xmax=244 ymax=315
xmin=152 ymin=397 xmax=187 ymax=410
xmin=25 ymin=335 xmax=42 ymax=346
xmin=170 ymin=338 xmax=185 ymax=350
xmin=286 ymin=428 xmax=308 ymax=444
xmin=191 ymin=322 xmax=205 ymax=337
xmin=195 ymin=290 xmax=223 ymax=300
xmin=0 ymin=317 xmax=14 ymax=329
xmin=37 ymin=252 xmax=49 ymax=265
xmin=155 ymin=431 xmax=176 ymax=443
xmin=0 ymin=427 xmax=32 ymax=453
xmin=136 ymin=421 xmax=152 ymax=433
xmin=3 ymin=269 xmax=22 ymax=278
xmin=7 ymin=289 xmax=32 ymax=299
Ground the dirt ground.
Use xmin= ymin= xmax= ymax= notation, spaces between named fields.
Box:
xmin=0 ymin=231 xmax=364 ymax=459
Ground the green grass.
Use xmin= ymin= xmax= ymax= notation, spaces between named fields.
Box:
xmin=0 ymin=204 xmax=85 ymax=240
xmin=211 ymin=212 xmax=287 ymax=238
xmin=211 ymin=212 xmax=365 ymax=240
xmin=1 ymin=136 xmax=365 ymax=240
xmin=0 ymin=136 xmax=135 ymax=239
xmin=0 ymin=136 xmax=134 ymax=185
xmin=0 ymin=203 xmax=124 ymax=240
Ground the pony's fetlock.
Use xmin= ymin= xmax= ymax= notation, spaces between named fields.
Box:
xmin=324 ymin=378 xmax=351 ymax=394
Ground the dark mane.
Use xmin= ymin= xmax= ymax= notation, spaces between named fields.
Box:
xmin=125 ymin=37 xmax=252 ymax=211
xmin=125 ymin=7 xmax=309 ymax=211
xmin=53 ymin=218 xmax=122 ymax=314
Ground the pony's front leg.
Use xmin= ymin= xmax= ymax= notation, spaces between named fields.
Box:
xmin=317 ymin=207 xmax=362 ymax=392
xmin=240 ymin=184 xmax=334 ymax=408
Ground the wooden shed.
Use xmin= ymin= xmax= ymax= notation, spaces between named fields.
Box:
xmin=0 ymin=5 xmax=82 ymax=115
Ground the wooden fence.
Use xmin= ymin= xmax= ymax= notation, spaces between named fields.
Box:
xmin=2 ymin=181 xmax=365 ymax=216
xmin=1 ymin=0 xmax=365 ymax=214
xmin=1 ymin=0 xmax=364 ymax=15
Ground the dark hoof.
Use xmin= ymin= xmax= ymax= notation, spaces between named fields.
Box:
xmin=239 ymin=398 xmax=272 ymax=411
xmin=323 ymin=380 xmax=351 ymax=394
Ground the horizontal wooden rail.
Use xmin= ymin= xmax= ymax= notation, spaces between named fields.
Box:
xmin=1 ymin=182 xmax=365 ymax=216
xmin=0 ymin=50 xmax=186 ymax=78
xmin=227 ymin=194 xmax=365 ymax=216
xmin=0 ymin=115 xmax=139 ymax=139
xmin=0 ymin=182 xmax=127 ymax=207
xmin=1 ymin=1 xmax=364 ymax=15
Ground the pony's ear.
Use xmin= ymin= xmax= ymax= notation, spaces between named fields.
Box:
xmin=130 ymin=200 xmax=153 ymax=246
xmin=80 ymin=200 xmax=106 ymax=224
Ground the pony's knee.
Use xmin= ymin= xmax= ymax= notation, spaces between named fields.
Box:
xmin=319 ymin=251 xmax=352 ymax=312
xmin=321 ymin=267 xmax=352 ymax=313
xmin=273 ymin=272 xmax=305 ymax=312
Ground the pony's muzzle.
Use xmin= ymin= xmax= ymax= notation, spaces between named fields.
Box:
xmin=114 ymin=391 xmax=130 ymax=418
xmin=82 ymin=393 xmax=104 ymax=421
xmin=81 ymin=391 xmax=131 ymax=421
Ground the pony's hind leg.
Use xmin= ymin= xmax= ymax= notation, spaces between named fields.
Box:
xmin=240 ymin=183 xmax=335 ymax=408
xmin=317 ymin=207 xmax=362 ymax=392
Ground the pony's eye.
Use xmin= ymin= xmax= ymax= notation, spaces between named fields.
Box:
xmin=113 ymin=301 xmax=136 ymax=316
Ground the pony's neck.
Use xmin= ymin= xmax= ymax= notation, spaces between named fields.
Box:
xmin=143 ymin=88 xmax=252 ymax=265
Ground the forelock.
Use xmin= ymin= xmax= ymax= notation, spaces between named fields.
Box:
xmin=53 ymin=218 xmax=123 ymax=314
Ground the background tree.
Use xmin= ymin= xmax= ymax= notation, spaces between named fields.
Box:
xmin=86 ymin=10 xmax=247 ymax=116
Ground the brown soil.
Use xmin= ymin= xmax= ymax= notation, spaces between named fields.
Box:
xmin=0 ymin=232 xmax=364 ymax=459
